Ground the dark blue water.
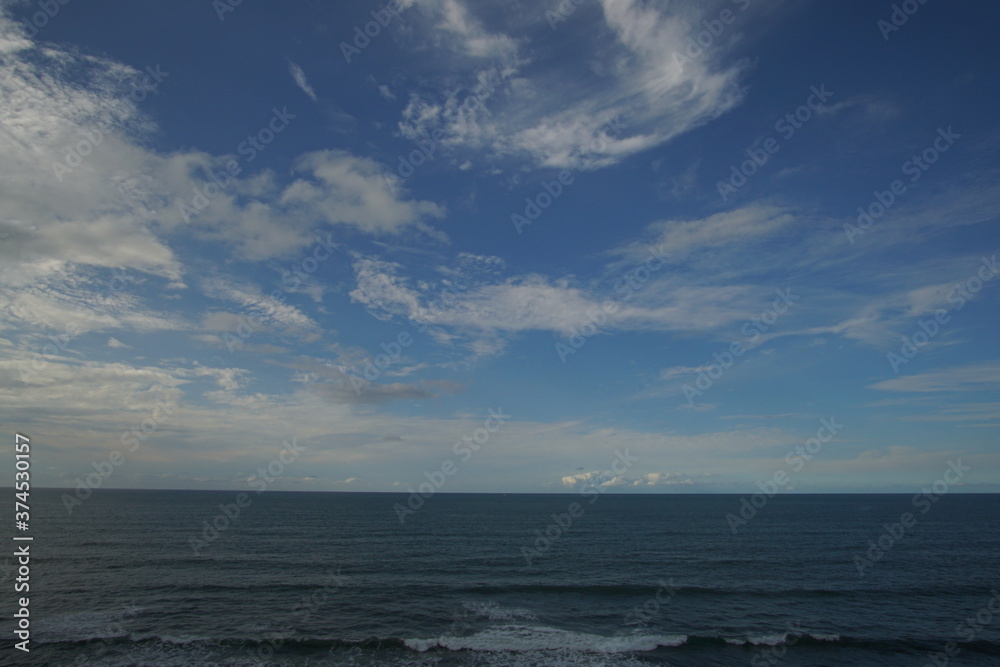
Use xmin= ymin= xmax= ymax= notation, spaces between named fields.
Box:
xmin=2 ymin=490 xmax=999 ymax=665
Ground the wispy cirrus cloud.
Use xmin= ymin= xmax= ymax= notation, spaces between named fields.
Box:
xmin=349 ymin=255 xmax=761 ymax=337
xmin=397 ymin=0 xmax=754 ymax=170
xmin=869 ymin=362 xmax=1000 ymax=393
xmin=200 ymin=277 xmax=321 ymax=335
xmin=287 ymin=60 xmax=317 ymax=101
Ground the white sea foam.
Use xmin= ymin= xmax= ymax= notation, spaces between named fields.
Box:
xmin=728 ymin=631 xmax=842 ymax=646
xmin=406 ymin=623 xmax=686 ymax=653
xmin=471 ymin=652 xmax=652 ymax=667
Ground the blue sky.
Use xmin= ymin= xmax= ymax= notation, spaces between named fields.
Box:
xmin=1 ymin=0 xmax=998 ymax=494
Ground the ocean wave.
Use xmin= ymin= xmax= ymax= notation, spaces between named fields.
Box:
xmin=18 ymin=628 xmax=1000 ymax=658
xmin=721 ymin=631 xmax=841 ymax=646
xmin=405 ymin=624 xmax=687 ymax=653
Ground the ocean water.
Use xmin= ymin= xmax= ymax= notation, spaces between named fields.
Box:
xmin=2 ymin=490 xmax=999 ymax=666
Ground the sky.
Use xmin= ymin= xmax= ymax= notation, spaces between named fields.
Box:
xmin=1 ymin=0 xmax=998 ymax=495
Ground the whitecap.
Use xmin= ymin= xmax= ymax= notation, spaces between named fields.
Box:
xmin=406 ymin=623 xmax=686 ymax=653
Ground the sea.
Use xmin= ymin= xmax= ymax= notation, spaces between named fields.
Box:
xmin=1 ymin=490 xmax=999 ymax=666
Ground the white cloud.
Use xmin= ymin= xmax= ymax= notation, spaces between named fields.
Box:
xmin=901 ymin=402 xmax=1000 ymax=424
xmin=414 ymin=0 xmax=519 ymax=59
xmin=346 ymin=247 xmax=784 ymax=369
xmin=287 ymin=60 xmax=317 ymax=101
xmin=561 ymin=469 xmax=696 ymax=488
xmin=0 ymin=32 xmax=182 ymax=286
xmin=1 ymin=334 xmax=976 ymax=490
xmin=398 ymin=0 xmax=749 ymax=170
xmin=0 ymin=10 xmax=449 ymax=293
xmin=201 ymin=277 xmax=320 ymax=335
xmin=630 ymin=206 xmax=796 ymax=260
xmin=0 ymin=269 xmax=186 ymax=336
xmin=660 ymin=365 xmax=712 ymax=381
xmin=814 ymin=94 xmax=899 ymax=122
xmin=869 ymin=363 xmax=1000 ymax=393
xmin=282 ymin=150 xmax=447 ymax=236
